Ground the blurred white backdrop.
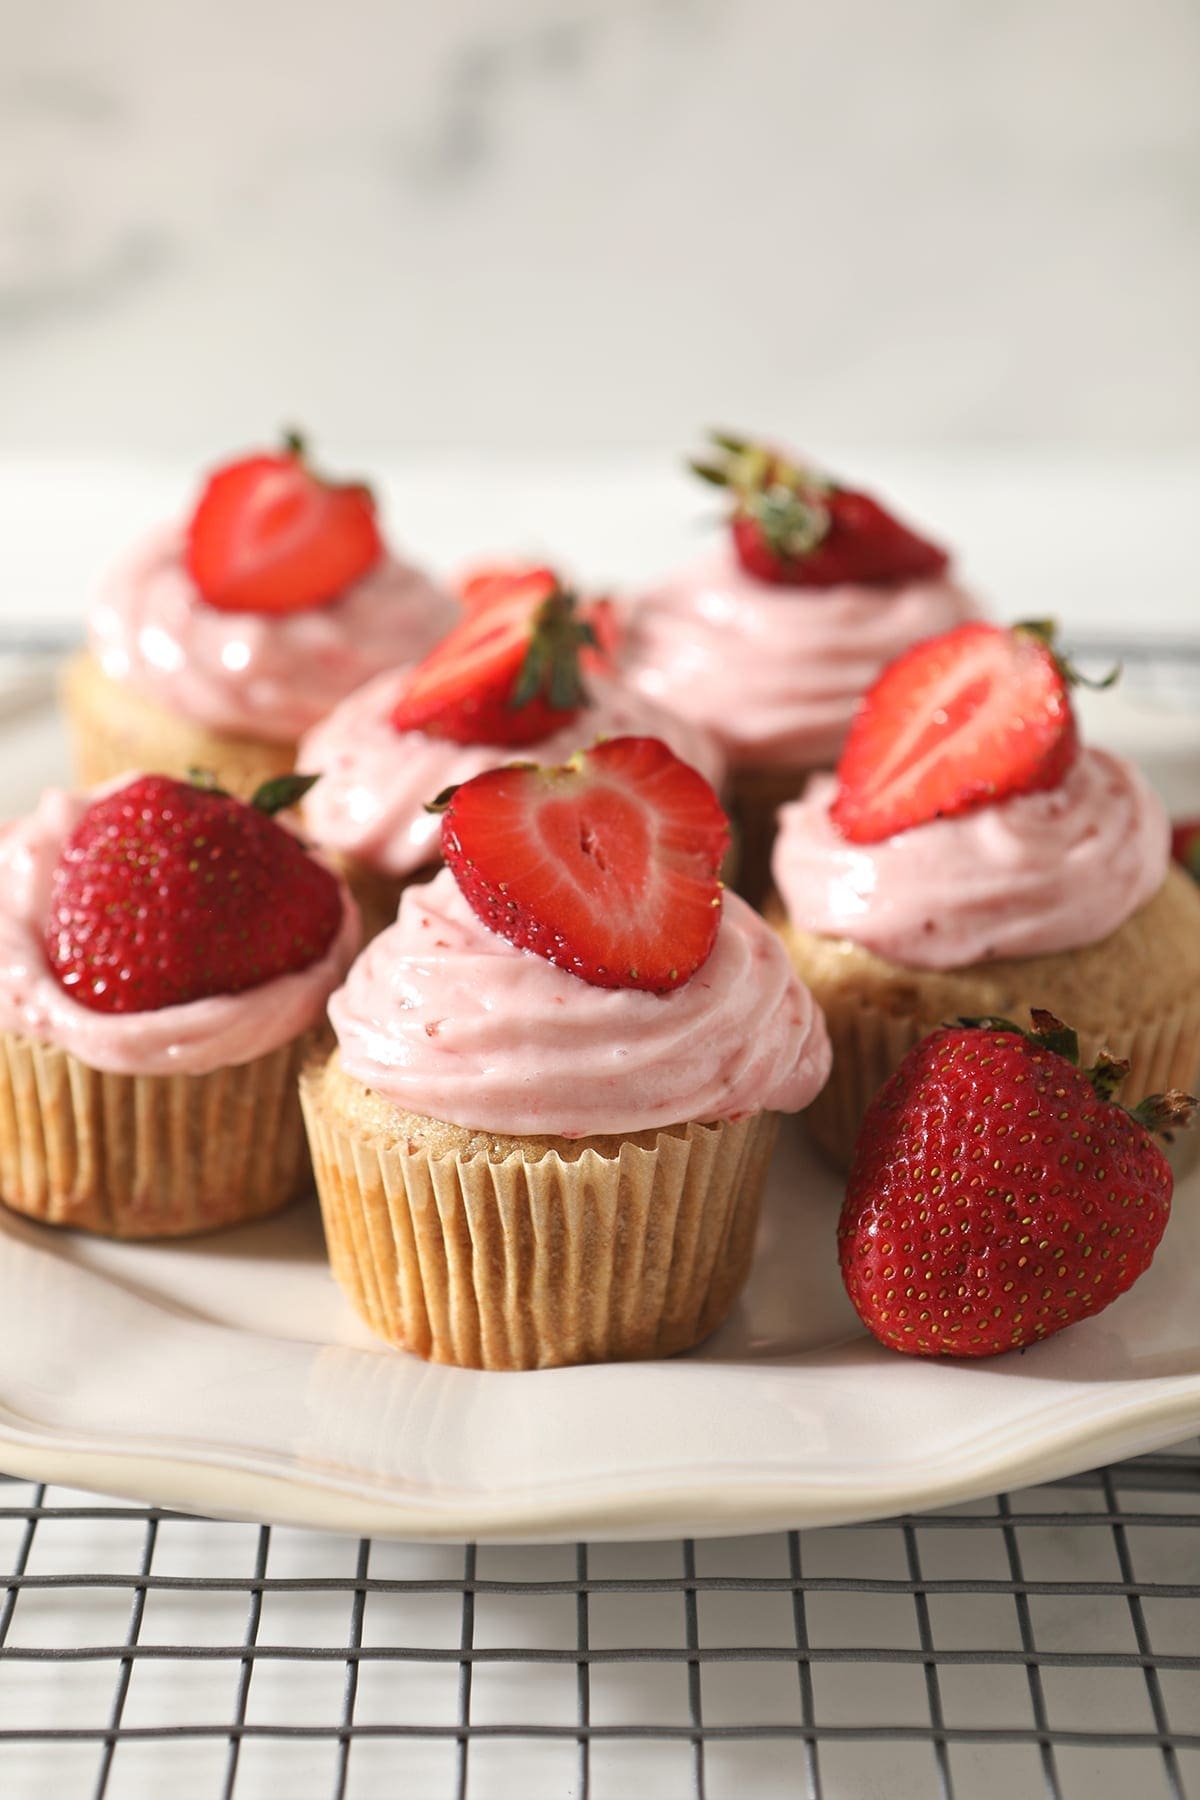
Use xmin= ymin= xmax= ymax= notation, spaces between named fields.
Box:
xmin=3 ymin=0 xmax=1198 ymax=456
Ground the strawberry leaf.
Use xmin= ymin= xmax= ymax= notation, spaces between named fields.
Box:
xmin=251 ymin=772 xmax=320 ymax=816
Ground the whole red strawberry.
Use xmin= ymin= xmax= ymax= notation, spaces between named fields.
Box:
xmin=690 ymin=431 xmax=949 ymax=587
xmin=45 ymin=774 xmax=343 ymax=1014
xmin=1171 ymin=819 xmax=1200 ymax=882
xmin=437 ymin=736 xmax=729 ymax=992
xmin=831 ymin=621 xmax=1081 ymax=843
xmin=839 ymin=1014 xmax=1193 ymax=1359
xmin=185 ymin=431 xmax=382 ymax=614
xmin=392 ymin=572 xmax=595 ymax=747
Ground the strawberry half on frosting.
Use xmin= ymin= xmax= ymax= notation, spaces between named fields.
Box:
xmin=617 ymin=432 xmax=976 ymax=775
xmin=298 ymin=566 xmax=726 ymax=887
xmin=436 ymin=737 xmax=730 ymax=993
xmin=831 ymin=620 xmax=1082 ymax=843
xmin=391 ymin=568 xmax=595 ymax=747
xmin=690 ymin=431 xmax=949 ymax=589
xmin=185 ymin=432 xmax=383 ymax=615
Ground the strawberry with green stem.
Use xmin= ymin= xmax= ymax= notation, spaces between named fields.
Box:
xmin=392 ymin=572 xmax=596 ymax=747
xmin=830 ymin=619 xmax=1119 ymax=844
xmin=690 ymin=430 xmax=950 ymax=588
xmin=185 ymin=430 xmax=382 ymax=614
xmin=839 ymin=1011 xmax=1193 ymax=1359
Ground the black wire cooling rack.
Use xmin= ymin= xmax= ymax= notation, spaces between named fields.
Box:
xmin=0 ymin=1445 xmax=1197 ymax=1800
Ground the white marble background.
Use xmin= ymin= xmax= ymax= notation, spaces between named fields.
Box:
xmin=3 ymin=0 xmax=1198 ymax=456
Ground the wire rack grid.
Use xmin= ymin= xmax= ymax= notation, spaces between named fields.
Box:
xmin=0 ymin=1445 xmax=1196 ymax=1800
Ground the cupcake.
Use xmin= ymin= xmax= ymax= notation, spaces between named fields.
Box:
xmin=0 ymin=772 xmax=360 ymax=1237
xmin=298 ymin=564 xmax=726 ymax=939
xmin=64 ymin=433 xmax=459 ymax=798
xmin=300 ymin=735 xmax=830 ymax=1370
xmin=620 ymin=432 xmax=980 ymax=900
xmin=768 ymin=620 xmax=1200 ymax=1167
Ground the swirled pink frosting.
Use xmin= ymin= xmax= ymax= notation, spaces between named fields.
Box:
xmin=329 ymin=869 xmax=830 ymax=1135
xmin=89 ymin=524 xmax=460 ymax=743
xmin=621 ymin=545 xmax=978 ymax=768
xmin=772 ymin=748 xmax=1170 ymax=970
xmin=0 ymin=787 xmax=361 ymax=1075
xmin=298 ymin=670 xmax=728 ymax=879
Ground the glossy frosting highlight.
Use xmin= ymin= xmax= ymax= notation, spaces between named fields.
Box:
xmin=299 ymin=669 xmax=727 ymax=878
xmin=0 ymin=788 xmax=360 ymax=1075
xmin=772 ymin=748 xmax=1170 ymax=969
xmin=89 ymin=524 xmax=460 ymax=742
xmin=621 ymin=544 xmax=976 ymax=768
xmin=329 ymin=869 xmax=830 ymax=1135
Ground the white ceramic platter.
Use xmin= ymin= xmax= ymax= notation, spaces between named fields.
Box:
xmin=0 ymin=644 xmax=1197 ymax=1541
xmin=0 ymin=1118 xmax=1198 ymax=1541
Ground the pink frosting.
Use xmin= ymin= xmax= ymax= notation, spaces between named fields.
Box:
xmin=772 ymin=748 xmax=1170 ymax=970
xmin=0 ymin=788 xmax=361 ymax=1076
xmin=298 ymin=670 xmax=728 ymax=879
xmin=329 ymin=869 xmax=830 ymax=1135
xmin=621 ymin=544 xmax=978 ymax=768
xmin=89 ymin=524 xmax=460 ymax=743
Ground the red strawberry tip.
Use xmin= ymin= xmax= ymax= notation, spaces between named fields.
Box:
xmin=1170 ymin=820 xmax=1200 ymax=881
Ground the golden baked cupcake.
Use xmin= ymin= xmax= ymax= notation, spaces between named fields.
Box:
xmin=299 ymin=563 xmax=726 ymax=939
xmin=0 ymin=772 xmax=359 ymax=1236
xmin=768 ymin=621 xmax=1200 ymax=1166
xmin=64 ymin=433 xmax=458 ymax=798
xmin=619 ymin=432 xmax=980 ymax=901
xmin=301 ymin=735 xmax=831 ymax=1370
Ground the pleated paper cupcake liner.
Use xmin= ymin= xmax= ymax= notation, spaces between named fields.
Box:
xmin=61 ymin=651 xmax=296 ymax=799
xmin=0 ymin=1029 xmax=320 ymax=1238
xmin=800 ymin=990 xmax=1200 ymax=1171
xmin=300 ymin=1075 xmax=779 ymax=1370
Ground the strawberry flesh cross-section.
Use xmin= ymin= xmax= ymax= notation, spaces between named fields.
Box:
xmin=392 ymin=572 xmax=595 ymax=747
xmin=185 ymin=432 xmax=383 ymax=615
xmin=831 ymin=621 xmax=1079 ymax=843
xmin=437 ymin=736 xmax=729 ymax=993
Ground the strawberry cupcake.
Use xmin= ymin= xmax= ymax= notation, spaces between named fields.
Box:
xmin=300 ymin=736 xmax=831 ymax=1370
xmin=0 ymin=772 xmax=359 ymax=1237
xmin=64 ymin=434 xmax=459 ymax=799
xmin=620 ymin=433 xmax=979 ymax=901
xmin=298 ymin=565 xmax=726 ymax=939
xmin=768 ymin=622 xmax=1200 ymax=1166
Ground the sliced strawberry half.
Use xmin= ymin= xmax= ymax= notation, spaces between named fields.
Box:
xmin=392 ymin=577 xmax=594 ymax=746
xmin=457 ymin=562 xmax=560 ymax=615
xmin=185 ymin=431 xmax=383 ymax=614
xmin=691 ymin=430 xmax=950 ymax=588
xmin=457 ymin=561 xmax=621 ymax=675
xmin=831 ymin=621 xmax=1079 ymax=843
xmin=438 ymin=736 xmax=729 ymax=992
